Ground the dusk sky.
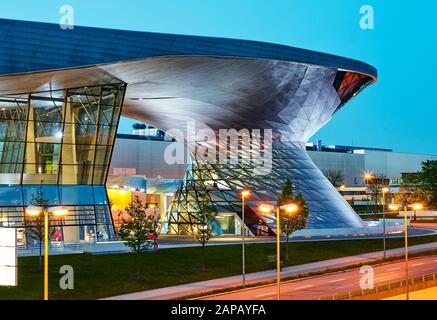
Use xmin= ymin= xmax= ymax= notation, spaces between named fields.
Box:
xmin=2 ymin=0 xmax=436 ymax=154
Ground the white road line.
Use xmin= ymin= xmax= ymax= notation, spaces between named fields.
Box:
xmin=387 ymin=267 xmax=401 ymax=271
xmin=329 ymin=278 xmax=347 ymax=283
xmin=336 ymin=284 xmax=354 ymax=290
xmin=412 ymin=263 xmax=424 ymax=267
xmin=423 ymin=266 xmax=437 ymax=271
xmin=294 ymin=285 xmax=313 ymax=290
xmin=255 ymin=292 xmax=276 ymax=298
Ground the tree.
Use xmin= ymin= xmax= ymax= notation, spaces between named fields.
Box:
xmin=118 ymin=196 xmax=154 ymax=282
xmin=277 ymin=179 xmax=309 ymax=261
xmin=419 ymin=160 xmax=437 ymax=207
xmin=193 ymin=195 xmax=217 ymax=272
xmin=23 ymin=189 xmax=55 ymax=270
xmin=323 ymin=169 xmax=345 ymax=188
xmin=367 ymin=174 xmax=389 ymax=220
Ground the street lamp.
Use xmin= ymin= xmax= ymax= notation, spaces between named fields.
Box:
xmin=258 ymin=202 xmax=299 ymax=300
xmin=241 ymin=190 xmax=250 ymax=288
xmin=381 ymin=187 xmax=390 ymax=259
xmin=388 ymin=202 xmax=423 ymax=300
xmin=25 ymin=205 xmax=68 ymax=300
xmin=363 ymin=172 xmax=374 ymax=215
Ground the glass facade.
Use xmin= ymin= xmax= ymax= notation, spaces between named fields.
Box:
xmin=0 ymin=83 xmax=126 ymax=243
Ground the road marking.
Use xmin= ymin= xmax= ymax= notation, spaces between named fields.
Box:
xmin=329 ymin=278 xmax=347 ymax=283
xmin=255 ymin=292 xmax=276 ymax=298
xmin=294 ymin=285 xmax=313 ymax=290
xmin=423 ymin=266 xmax=436 ymax=271
xmin=336 ymin=284 xmax=354 ymax=290
xmin=412 ymin=263 xmax=424 ymax=267
xmin=387 ymin=267 xmax=401 ymax=271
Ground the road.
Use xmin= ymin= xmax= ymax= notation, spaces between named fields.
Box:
xmin=195 ymin=256 xmax=437 ymax=300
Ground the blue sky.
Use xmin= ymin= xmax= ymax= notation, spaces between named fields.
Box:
xmin=2 ymin=0 xmax=436 ymax=154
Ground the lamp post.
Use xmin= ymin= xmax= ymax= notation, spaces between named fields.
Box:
xmin=381 ymin=187 xmax=390 ymax=259
xmin=388 ymin=202 xmax=423 ymax=300
xmin=363 ymin=173 xmax=373 ymax=217
xmin=25 ymin=205 xmax=68 ymax=300
xmin=241 ymin=190 xmax=250 ymax=288
xmin=259 ymin=203 xmax=299 ymax=300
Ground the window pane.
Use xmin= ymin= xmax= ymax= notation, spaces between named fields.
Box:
xmin=63 ymin=123 xmax=97 ymax=145
xmin=60 ymin=186 xmax=94 ymax=205
xmin=94 ymin=145 xmax=112 ymax=165
xmin=92 ymin=166 xmax=108 ymax=185
xmin=61 ymin=144 xmax=95 ymax=165
xmin=0 ymin=186 xmax=23 ymax=206
xmin=27 ymin=121 xmax=63 ymax=143
xmin=22 ymin=185 xmax=59 ymax=206
xmin=0 ymin=121 xmax=27 ymax=142
xmin=59 ymin=164 xmax=93 ymax=185
xmin=22 ymin=164 xmax=59 ymax=184
xmin=93 ymin=186 xmax=108 ymax=205
xmin=0 ymin=141 xmax=25 ymax=164
xmin=97 ymin=125 xmax=116 ymax=145
xmin=24 ymin=143 xmax=61 ymax=168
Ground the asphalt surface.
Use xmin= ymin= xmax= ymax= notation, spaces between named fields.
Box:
xmin=195 ymin=256 xmax=437 ymax=300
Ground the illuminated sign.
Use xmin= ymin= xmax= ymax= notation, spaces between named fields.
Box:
xmin=0 ymin=228 xmax=17 ymax=286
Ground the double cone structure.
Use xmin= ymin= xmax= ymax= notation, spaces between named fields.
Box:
xmin=0 ymin=19 xmax=377 ymax=237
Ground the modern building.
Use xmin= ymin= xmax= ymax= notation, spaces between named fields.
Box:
xmin=0 ymin=18 xmax=377 ymax=242
xmin=109 ymin=132 xmax=437 ymax=234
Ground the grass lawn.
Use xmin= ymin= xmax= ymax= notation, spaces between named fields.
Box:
xmin=2 ymin=234 xmax=437 ymax=300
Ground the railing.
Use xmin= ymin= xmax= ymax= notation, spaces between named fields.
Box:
xmin=319 ymin=272 xmax=437 ymax=300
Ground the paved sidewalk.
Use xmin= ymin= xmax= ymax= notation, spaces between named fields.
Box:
xmin=102 ymin=241 xmax=437 ymax=300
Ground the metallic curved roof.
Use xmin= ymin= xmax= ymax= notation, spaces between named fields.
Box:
xmin=0 ymin=18 xmax=377 ymax=79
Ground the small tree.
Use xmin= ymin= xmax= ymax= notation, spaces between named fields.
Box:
xmin=277 ymin=179 xmax=309 ymax=261
xmin=367 ymin=174 xmax=388 ymax=220
xmin=323 ymin=169 xmax=345 ymax=188
xmin=23 ymin=189 xmax=54 ymax=270
xmin=193 ymin=196 xmax=217 ymax=272
xmin=118 ymin=196 xmax=154 ymax=282
xmin=418 ymin=160 xmax=437 ymax=208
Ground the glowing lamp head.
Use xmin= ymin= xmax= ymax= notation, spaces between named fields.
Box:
xmin=382 ymin=187 xmax=389 ymax=194
xmin=281 ymin=203 xmax=299 ymax=214
xmin=51 ymin=206 xmax=68 ymax=217
xmin=25 ymin=206 xmax=43 ymax=216
xmin=259 ymin=204 xmax=274 ymax=214
xmin=364 ymin=173 xmax=373 ymax=180
xmin=241 ymin=190 xmax=251 ymax=198
xmin=411 ymin=203 xmax=423 ymax=211
xmin=388 ymin=204 xmax=400 ymax=211
xmin=339 ymin=185 xmax=346 ymax=190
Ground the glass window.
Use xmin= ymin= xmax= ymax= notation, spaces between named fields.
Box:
xmin=93 ymin=186 xmax=108 ymax=205
xmin=0 ymin=141 xmax=25 ymax=164
xmin=92 ymin=166 xmax=108 ymax=185
xmin=97 ymin=125 xmax=116 ymax=145
xmin=60 ymin=186 xmax=94 ymax=205
xmin=22 ymin=163 xmax=59 ymax=184
xmin=61 ymin=144 xmax=95 ymax=165
xmin=27 ymin=121 xmax=63 ymax=143
xmin=62 ymin=123 xmax=97 ymax=145
xmin=22 ymin=185 xmax=59 ymax=206
xmin=59 ymin=164 xmax=93 ymax=185
xmin=94 ymin=145 xmax=112 ymax=165
xmin=0 ymin=186 xmax=23 ymax=206
xmin=0 ymin=121 xmax=27 ymax=142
